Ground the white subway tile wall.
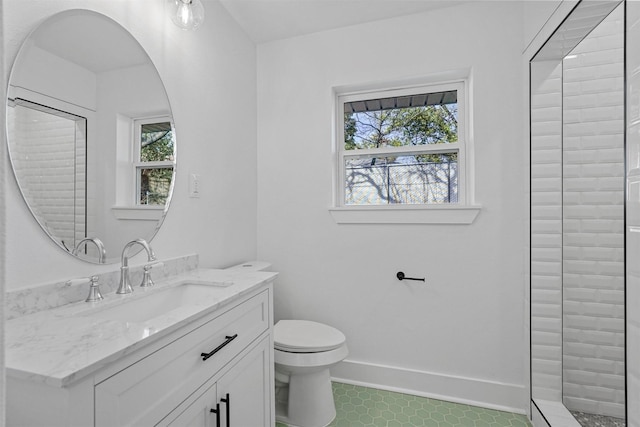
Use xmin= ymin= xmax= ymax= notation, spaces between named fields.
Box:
xmin=531 ymin=58 xmax=563 ymax=403
xmin=627 ymin=3 xmax=640 ymax=424
xmin=561 ymin=5 xmax=625 ymax=418
xmin=6 ymin=104 xmax=88 ymax=252
xmin=531 ymin=5 xmax=626 ymax=417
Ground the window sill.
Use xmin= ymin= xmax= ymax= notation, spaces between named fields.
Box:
xmin=112 ymin=206 xmax=165 ymax=221
xmin=329 ymin=205 xmax=481 ymax=224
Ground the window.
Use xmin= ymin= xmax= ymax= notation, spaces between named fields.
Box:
xmin=336 ymin=82 xmax=465 ymax=207
xmin=134 ymin=117 xmax=175 ymax=206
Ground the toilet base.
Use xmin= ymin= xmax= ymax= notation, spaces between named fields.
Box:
xmin=275 ymin=367 xmax=336 ymax=427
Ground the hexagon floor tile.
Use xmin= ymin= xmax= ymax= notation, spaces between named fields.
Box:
xmin=276 ymin=382 xmax=531 ymax=427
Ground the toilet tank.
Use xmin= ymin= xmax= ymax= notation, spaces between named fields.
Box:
xmin=225 ymin=261 xmax=272 ymax=272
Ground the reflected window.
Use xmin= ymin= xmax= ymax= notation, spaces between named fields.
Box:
xmin=134 ymin=118 xmax=175 ymax=205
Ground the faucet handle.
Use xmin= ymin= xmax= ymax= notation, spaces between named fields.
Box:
xmin=85 ymin=275 xmax=104 ymax=302
xmin=140 ymin=261 xmax=163 ymax=288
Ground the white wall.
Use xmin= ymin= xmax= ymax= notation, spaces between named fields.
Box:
xmin=96 ymin=63 xmax=171 ymax=253
xmin=10 ymin=45 xmax=97 ymax=109
xmin=1 ymin=0 xmax=6 ymax=422
xmin=257 ymin=2 xmax=527 ymax=411
xmin=3 ymin=0 xmax=258 ymax=289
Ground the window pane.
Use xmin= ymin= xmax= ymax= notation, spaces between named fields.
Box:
xmin=140 ymin=122 xmax=174 ymax=162
xmin=139 ymin=167 xmax=173 ymax=205
xmin=344 ymin=91 xmax=457 ymax=151
xmin=345 ymin=153 xmax=458 ymax=205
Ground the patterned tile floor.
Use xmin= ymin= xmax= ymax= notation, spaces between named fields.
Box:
xmin=277 ymin=382 xmax=531 ymax=427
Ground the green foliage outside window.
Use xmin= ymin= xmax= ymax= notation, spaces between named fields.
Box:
xmin=342 ymin=94 xmax=460 ymax=205
xmin=141 ymin=123 xmax=174 ymax=162
xmin=344 ymin=103 xmax=458 ymax=163
xmin=139 ymin=122 xmax=174 ymax=205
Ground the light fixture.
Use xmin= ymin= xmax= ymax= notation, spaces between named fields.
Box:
xmin=168 ymin=0 xmax=205 ymax=31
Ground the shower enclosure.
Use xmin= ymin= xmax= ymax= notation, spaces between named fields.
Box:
xmin=530 ymin=1 xmax=639 ymax=426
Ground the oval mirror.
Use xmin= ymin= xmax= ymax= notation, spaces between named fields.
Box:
xmin=6 ymin=9 xmax=176 ymax=264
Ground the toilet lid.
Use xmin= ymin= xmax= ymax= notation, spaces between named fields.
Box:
xmin=274 ymin=320 xmax=346 ymax=353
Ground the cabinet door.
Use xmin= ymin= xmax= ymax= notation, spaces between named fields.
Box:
xmin=216 ymin=336 xmax=272 ymax=427
xmin=163 ymin=382 xmax=218 ymax=427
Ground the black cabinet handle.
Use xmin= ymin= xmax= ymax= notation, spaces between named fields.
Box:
xmin=201 ymin=334 xmax=238 ymax=361
xmin=210 ymin=403 xmax=221 ymax=427
xmin=220 ymin=393 xmax=230 ymax=427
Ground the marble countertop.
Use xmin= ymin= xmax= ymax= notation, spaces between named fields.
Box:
xmin=5 ymin=268 xmax=277 ymax=388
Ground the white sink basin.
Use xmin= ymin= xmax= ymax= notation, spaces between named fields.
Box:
xmin=82 ymin=283 xmax=222 ymax=323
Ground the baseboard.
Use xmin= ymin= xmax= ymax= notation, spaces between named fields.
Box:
xmin=331 ymin=359 xmax=527 ymax=415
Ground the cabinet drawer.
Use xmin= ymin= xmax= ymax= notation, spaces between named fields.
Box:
xmin=159 ymin=335 xmax=272 ymax=427
xmin=95 ymin=289 xmax=269 ymax=427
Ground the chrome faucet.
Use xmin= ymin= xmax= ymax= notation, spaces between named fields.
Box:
xmin=65 ymin=275 xmax=105 ymax=302
xmin=116 ymin=239 xmax=156 ymax=294
xmin=72 ymin=237 xmax=107 ymax=264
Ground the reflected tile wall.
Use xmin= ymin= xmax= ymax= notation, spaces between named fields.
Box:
xmin=531 ymin=59 xmax=564 ymax=402
xmin=627 ymin=3 xmax=640 ymax=427
xmin=561 ymin=4 xmax=625 ymax=417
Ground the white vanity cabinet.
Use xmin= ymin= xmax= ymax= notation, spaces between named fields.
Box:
xmin=7 ymin=282 xmax=274 ymax=427
xmin=163 ymin=335 xmax=271 ymax=427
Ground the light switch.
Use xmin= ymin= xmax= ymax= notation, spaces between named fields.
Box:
xmin=189 ymin=173 xmax=201 ymax=198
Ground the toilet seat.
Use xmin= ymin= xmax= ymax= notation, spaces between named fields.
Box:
xmin=275 ymin=342 xmax=349 ymax=369
xmin=274 ymin=320 xmax=346 ymax=353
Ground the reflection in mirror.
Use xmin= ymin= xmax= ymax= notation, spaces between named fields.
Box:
xmin=8 ymin=98 xmax=88 ymax=255
xmin=136 ymin=119 xmax=175 ymax=206
xmin=6 ymin=9 xmax=176 ymax=264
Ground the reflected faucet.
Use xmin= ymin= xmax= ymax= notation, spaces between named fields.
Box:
xmin=72 ymin=237 xmax=107 ymax=264
xmin=116 ymin=239 xmax=156 ymax=294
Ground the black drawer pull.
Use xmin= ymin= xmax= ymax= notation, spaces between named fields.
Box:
xmin=201 ymin=334 xmax=238 ymax=361
xmin=210 ymin=403 xmax=221 ymax=427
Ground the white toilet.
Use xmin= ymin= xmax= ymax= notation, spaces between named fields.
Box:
xmin=274 ymin=319 xmax=348 ymax=427
xmin=225 ymin=261 xmax=348 ymax=427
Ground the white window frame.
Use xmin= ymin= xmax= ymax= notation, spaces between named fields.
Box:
xmin=330 ymin=79 xmax=480 ymax=224
xmin=133 ymin=116 xmax=175 ymax=207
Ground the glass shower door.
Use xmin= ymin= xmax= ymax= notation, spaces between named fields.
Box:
xmin=626 ymin=3 xmax=640 ymax=426
xmin=530 ymin=1 xmax=631 ymax=426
